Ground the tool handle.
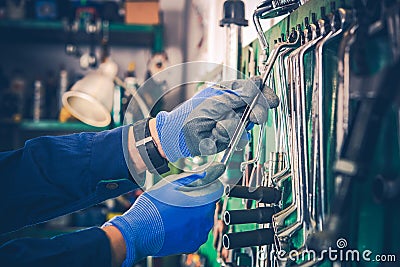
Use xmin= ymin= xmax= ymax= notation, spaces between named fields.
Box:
xmin=223 ymin=207 xmax=278 ymax=225
xmin=225 ymin=185 xmax=281 ymax=204
xmin=223 ymin=228 xmax=274 ymax=249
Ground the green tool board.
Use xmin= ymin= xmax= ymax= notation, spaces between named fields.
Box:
xmin=199 ymin=0 xmax=400 ymax=266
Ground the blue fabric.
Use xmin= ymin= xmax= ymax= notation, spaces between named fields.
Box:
xmin=105 ymin=169 xmax=222 ymax=264
xmin=0 ymin=227 xmax=110 ymax=267
xmin=103 ymin=196 xmax=164 ymax=267
xmin=0 ymin=126 xmax=137 ymax=266
xmin=156 ymin=87 xmax=237 ymax=162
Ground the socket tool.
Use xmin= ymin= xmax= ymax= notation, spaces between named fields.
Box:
xmin=225 ymin=185 xmax=281 ymax=204
xmin=223 ymin=228 xmax=274 ymax=249
xmin=224 ymin=206 xmax=279 ymax=225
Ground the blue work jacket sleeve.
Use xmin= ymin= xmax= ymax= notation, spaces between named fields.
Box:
xmin=0 ymin=227 xmax=111 ymax=267
xmin=0 ymin=125 xmax=138 ymax=234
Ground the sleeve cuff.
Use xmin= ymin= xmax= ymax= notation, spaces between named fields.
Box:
xmin=122 ymin=125 xmax=147 ymax=187
xmin=91 ymin=126 xmax=130 ymax=180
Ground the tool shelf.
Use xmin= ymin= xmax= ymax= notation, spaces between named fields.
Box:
xmin=0 ymin=19 xmax=164 ymax=52
xmin=18 ymin=120 xmax=109 ymax=131
xmin=0 ymin=119 xmax=109 ymax=151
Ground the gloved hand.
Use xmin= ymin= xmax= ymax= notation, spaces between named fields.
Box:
xmin=103 ymin=163 xmax=225 ymax=266
xmin=156 ymin=76 xmax=279 ymax=162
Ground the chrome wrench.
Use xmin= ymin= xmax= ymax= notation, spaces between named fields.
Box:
xmin=221 ymin=30 xmax=301 ymax=166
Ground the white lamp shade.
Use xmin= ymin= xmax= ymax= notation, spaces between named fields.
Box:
xmin=62 ymin=61 xmax=118 ymax=127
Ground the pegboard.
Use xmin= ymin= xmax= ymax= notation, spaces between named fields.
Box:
xmin=200 ymin=1 xmax=400 ymax=267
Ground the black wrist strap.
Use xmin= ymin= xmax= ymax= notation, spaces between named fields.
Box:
xmin=132 ymin=118 xmax=170 ymax=175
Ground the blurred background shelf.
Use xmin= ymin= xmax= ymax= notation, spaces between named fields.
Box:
xmin=19 ymin=120 xmax=109 ymax=131
xmin=0 ymin=19 xmax=164 ymax=51
xmin=0 ymin=119 xmax=109 ymax=151
xmin=0 ymin=119 xmax=109 ymax=131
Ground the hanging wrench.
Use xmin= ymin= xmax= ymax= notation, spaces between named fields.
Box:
xmin=221 ymin=29 xmax=301 ymax=166
xmin=313 ymin=8 xmax=354 ymax=229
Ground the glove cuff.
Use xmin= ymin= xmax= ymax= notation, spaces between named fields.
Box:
xmin=102 ymin=218 xmax=137 ymax=267
xmin=155 ymin=111 xmax=167 ymax=141
xmin=104 ymin=196 xmax=164 ymax=266
xmin=156 ymin=111 xmax=192 ymax=162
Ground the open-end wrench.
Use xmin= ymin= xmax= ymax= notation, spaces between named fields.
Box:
xmin=274 ymin=29 xmax=317 ymax=263
xmin=260 ymin=66 xmax=291 ymax=266
xmin=221 ymin=30 xmax=301 ymax=166
xmin=336 ymin=23 xmax=358 ymax=162
xmin=260 ymin=42 xmax=298 ymax=239
xmin=271 ymin=49 xmax=298 ymax=227
xmin=272 ymin=22 xmax=328 ymax=266
xmin=270 ymin=46 xmax=295 ymax=187
xmin=296 ymin=21 xmax=325 ymax=234
xmin=308 ymin=14 xmax=332 ymax=233
xmin=274 ymin=20 xmax=318 ymax=248
xmin=275 ymin=37 xmax=308 ymax=240
xmin=313 ymin=8 xmax=354 ymax=228
xmin=275 ymin=16 xmax=326 ymax=241
xmin=272 ymin=45 xmax=303 ymax=234
xmin=275 ymin=46 xmax=293 ymax=152
xmin=274 ymin=7 xmax=355 ymax=267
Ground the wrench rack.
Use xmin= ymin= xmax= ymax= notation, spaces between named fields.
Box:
xmin=208 ymin=0 xmax=400 ymax=267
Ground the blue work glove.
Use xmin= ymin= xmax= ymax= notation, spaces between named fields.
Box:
xmin=103 ymin=163 xmax=225 ymax=266
xmin=156 ymin=76 xmax=279 ymax=162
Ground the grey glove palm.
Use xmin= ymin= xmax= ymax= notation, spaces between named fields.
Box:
xmin=155 ymin=76 xmax=279 ymax=162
